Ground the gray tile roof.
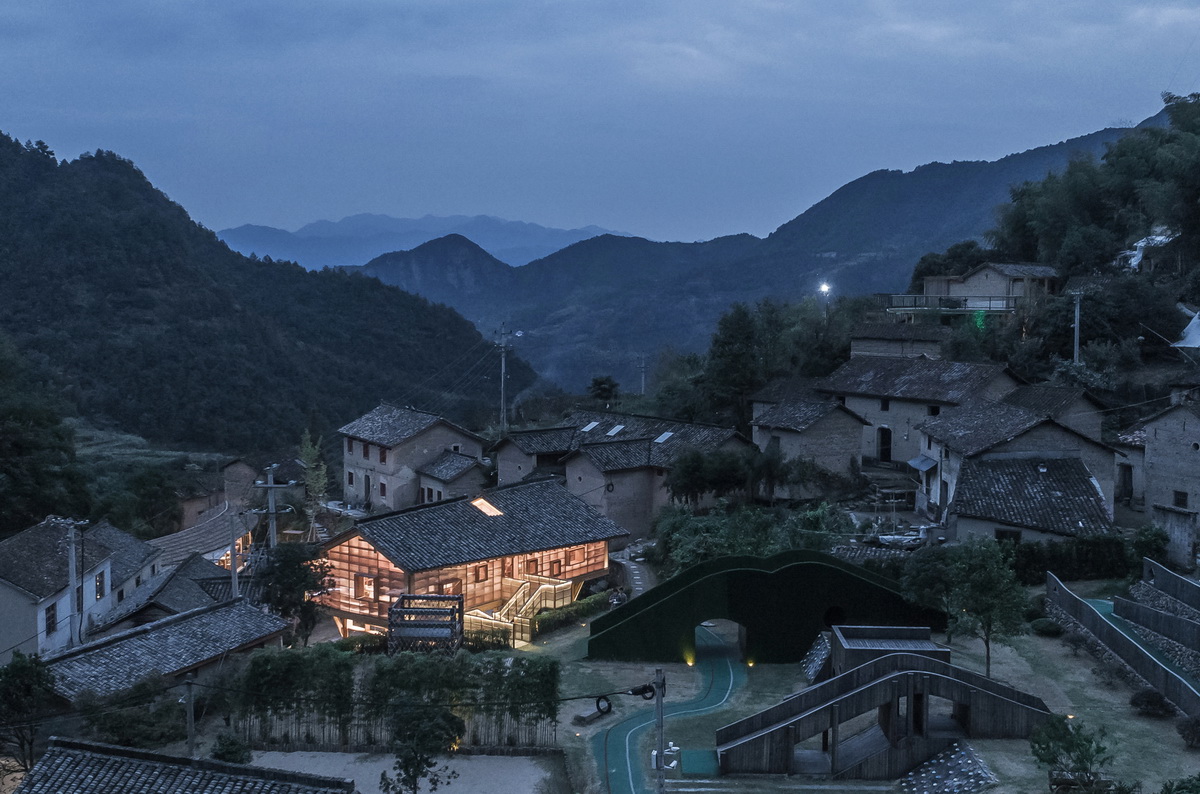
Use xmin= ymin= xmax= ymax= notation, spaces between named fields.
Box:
xmin=850 ymin=323 xmax=951 ymax=342
xmin=753 ymin=400 xmax=867 ymax=433
xmin=0 ymin=518 xmax=112 ymax=600
xmin=574 ymin=439 xmax=673 ymax=473
xmin=916 ymin=401 xmax=1045 ymax=456
xmin=15 ymin=738 xmax=354 ymax=793
xmin=817 ymin=357 xmax=1008 ymax=404
xmin=999 ymin=384 xmax=1092 ymax=418
xmin=148 ymin=505 xmax=255 ymax=568
xmin=500 ymin=425 xmax=582 ymax=455
xmin=1116 ymin=427 xmax=1146 ymax=448
xmin=44 ymin=599 xmax=287 ymax=700
xmin=85 ymin=521 xmax=160 ymax=588
xmin=346 ymin=478 xmax=628 ymax=572
xmin=98 ymin=552 xmax=229 ymax=632
xmin=750 ymin=375 xmax=819 ymax=405
xmin=338 ymin=402 xmax=481 ymax=447
xmin=951 ymin=458 xmax=1113 ymax=537
xmin=498 ymin=410 xmax=741 ymax=463
xmin=973 ymin=262 xmax=1058 ymax=279
xmin=417 ymin=449 xmax=483 ymax=482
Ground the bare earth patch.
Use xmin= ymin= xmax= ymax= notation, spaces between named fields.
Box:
xmin=252 ymin=750 xmax=552 ymax=794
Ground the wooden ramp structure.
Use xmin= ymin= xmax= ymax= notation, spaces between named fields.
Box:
xmin=716 ymin=653 xmax=1051 ymax=780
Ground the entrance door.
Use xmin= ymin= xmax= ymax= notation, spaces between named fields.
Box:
xmin=877 ymin=427 xmax=893 ymax=463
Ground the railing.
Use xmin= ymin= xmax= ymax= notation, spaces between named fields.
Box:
xmin=885 ymin=295 xmax=1020 ymax=312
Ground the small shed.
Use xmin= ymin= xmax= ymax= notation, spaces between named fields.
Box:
xmin=829 ymin=625 xmax=949 ymax=677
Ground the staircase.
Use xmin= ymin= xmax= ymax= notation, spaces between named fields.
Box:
xmin=465 ymin=574 xmax=573 ymax=643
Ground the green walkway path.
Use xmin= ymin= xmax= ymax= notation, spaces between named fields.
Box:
xmin=593 ymin=627 xmax=746 ymax=794
xmin=1085 ymin=598 xmax=1198 ymax=687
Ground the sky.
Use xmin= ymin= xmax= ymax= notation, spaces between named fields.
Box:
xmin=3 ymin=1 xmax=1199 ymax=242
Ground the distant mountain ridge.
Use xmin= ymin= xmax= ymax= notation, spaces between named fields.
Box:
xmin=350 ymin=116 xmax=1164 ymax=391
xmin=218 ymin=213 xmax=626 ymax=268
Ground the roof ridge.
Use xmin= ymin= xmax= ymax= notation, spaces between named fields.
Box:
xmin=43 ymin=598 xmax=249 ymax=662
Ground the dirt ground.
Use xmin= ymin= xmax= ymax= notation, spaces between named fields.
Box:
xmin=252 ymin=750 xmax=557 ymax=794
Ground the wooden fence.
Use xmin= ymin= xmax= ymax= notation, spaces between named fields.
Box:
xmin=1046 ymin=572 xmax=1200 ymax=716
xmin=1143 ymin=558 xmax=1200 ymax=612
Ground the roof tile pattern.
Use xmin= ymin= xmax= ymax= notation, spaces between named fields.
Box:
xmin=979 ymin=262 xmax=1058 ymax=279
xmin=15 ymin=738 xmax=354 ymax=793
xmin=754 ymin=400 xmax=865 ymax=433
xmin=351 ymin=479 xmax=627 ymax=571
xmin=816 ymin=358 xmax=1007 ymax=404
xmin=0 ymin=518 xmax=112 ymax=600
xmin=45 ymin=600 xmax=287 ymax=700
xmin=148 ymin=505 xmax=254 ymax=568
xmin=85 ymin=521 xmax=160 ymax=587
xmin=417 ymin=449 xmax=483 ymax=482
xmin=951 ymin=458 xmax=1112 ymax=537
xmin=999 ymin=384 xmax=1086 ymax=418
xmin=339 ymin=403 xmax=479 ymax=447
xmin=916 ymin=401 xmax=1044 ymax=456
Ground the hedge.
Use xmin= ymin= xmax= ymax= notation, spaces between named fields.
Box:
xmin=532 ymin=592 xmax=611 ymax=637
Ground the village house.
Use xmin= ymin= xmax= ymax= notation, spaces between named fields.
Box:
xmin=888 ymin=262 xmax=1059 ymax=318
xmin=750 ymin=399 xmax=868 ymax=497
xmin=1141 ymin=404 xmax=1200 ymax=568
xmin=814 ymin=356 xmax=1019 ymax=466
xmin=1113 ymin=425 xmax=1146 ymax=510
xmin=912 ymin=400 xmax=1118 ymax=523
xmin=14 ymin=737 xmax=354 ymax=794
xmin=339 ymin=403 xmax=486 ymax=511
xmin=948 ymin=458 xmax=1113 ymax=544
xmin=998 ymin=383 xmax=1106 ymax=441
xmin=89 ymin=552 xmax=230 ymax=637
xmin=321 ymin=478 xmax=627 ymax=640
xmin=494 ymin=410 xmax=749 ymax=537
xmin=0 ymin=518 xmax=162 ymax=664
xmin=42 ymin=599 xmax=287 ymax=704
xmin=849 ymin=323 xmax=950 ymax=360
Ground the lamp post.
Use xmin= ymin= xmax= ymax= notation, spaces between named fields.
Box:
xmin=819 ymin=282 xmax=832 ymax=322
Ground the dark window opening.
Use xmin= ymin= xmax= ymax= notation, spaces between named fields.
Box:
xmin=995 ymin=529 xmax=1022 ymax=544
xmin=1175 ymin=491 xmax=1190 ymax=509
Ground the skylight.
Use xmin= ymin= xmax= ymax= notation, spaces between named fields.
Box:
xmin=653 ymin=432 xmax=674 ymax=443
xmin=606 ymin=425 xmax=625 ymax=437
xmin=581 ymin=421 xmax=599 ymax=432
xmin=471 ymin=498 xmax=503 ymax=516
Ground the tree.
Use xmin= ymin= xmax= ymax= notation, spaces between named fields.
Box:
xmin=380 ymin=703 xmax=464 ymax=794
xmin=703 ymin=302 xmax=761 ymax=430
xmin=298 ymin=430 xmax=329 ymax=539
xmin=257 ymin=543 xmax=334 ymax=646
xmin=1030 ymin=715 xmax=1116 ymax=792
xmin=900 ymin=545 xmax=962 ymax=643
xmin=0 ymin=652 xmax=57 ymax=774
xmin=1161 ymin=773 xmax=1200 ymax=793
xmin=949 ymin=537 xmax=1027 ymax=678
xmin=587 ymin=375 xmax=620 ymax=404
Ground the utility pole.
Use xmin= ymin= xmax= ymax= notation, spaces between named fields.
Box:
xmin=654 ymin=668 xmax=666 ymax=794
xmin=228 ymin=511 xmax=241 ymax=598
xmin=1071 ymin=291 xmax=1082 ymax=364
xmin=639 ymin=354 xmax=647 ymax=396
xmin=67 ymin=523 xmax=79 ymax=649
xmin=252 ymin=464 xmax=294 ymax=551
xmin=185 ymin=675 xmax=196 ymax=758
xmin=497 ymin=325 xmax=511 ymax=435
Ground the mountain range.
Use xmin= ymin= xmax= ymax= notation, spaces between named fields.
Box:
xmin=218 ymin=214 xmax=625 ymax=268
xmin=344 ymin=113 xmax=1169 ymax=391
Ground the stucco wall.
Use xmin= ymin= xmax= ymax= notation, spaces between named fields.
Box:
xmin=495 ymin=445 xmax=537 ymax=486
xmin=343 ymin=424 xmax=482 ymax=510
xmin=953 ymin=515 xmax=1071 ymax=544
xmin=1145 ymin=410 xmax=1200 ymax=518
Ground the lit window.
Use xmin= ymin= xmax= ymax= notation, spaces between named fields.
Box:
xmin=439 ymin=578 xmax=462 ymax=595
xmin=567 ymin=549 xmax=581 ymax=564
xmin=474 ymin=564 xmax=489 ymax=582
xmin=471 ymin=498 xmax=503 ymax=516
xmin=525 ymin=558 xmax=540 ymax=575
xmin=549 ymin=560 xmax=563 ymax=577
xmin=354 ymin=574 xmax=377 ymax=601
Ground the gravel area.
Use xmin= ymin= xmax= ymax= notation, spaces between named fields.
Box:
xmin=252 ymin=750 xmax=551 ymax=794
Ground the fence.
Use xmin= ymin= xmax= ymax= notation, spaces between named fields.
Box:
xmin=1143 ymin=558 xmax=1200 ymax=612
xmin=1113 ymin=597 xmax=1200 ymax=651
xmin=1045 ymin=572 xmax=1200 ymax=716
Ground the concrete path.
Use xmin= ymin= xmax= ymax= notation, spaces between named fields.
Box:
xmin=593 ymin=627 xmax=745 ymax=794
xmin=1085 ymin=598 xmax=1198 ymax=685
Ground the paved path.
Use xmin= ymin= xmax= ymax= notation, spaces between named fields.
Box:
xmin=1085 ymin=598 xmax=1198 ymax=685
xmin=593 ymin=627 xmax=745 ymax=794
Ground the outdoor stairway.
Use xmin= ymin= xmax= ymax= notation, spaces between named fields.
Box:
xmin=464 ymin=574 xmax=573 ymax=643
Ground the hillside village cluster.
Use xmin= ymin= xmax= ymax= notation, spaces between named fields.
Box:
xmin=6 ymin=261 xmax=1200 ymax=792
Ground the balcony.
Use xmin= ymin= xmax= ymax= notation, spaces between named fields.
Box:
xmin=885 ymin=295 xmax=1021 ymax=313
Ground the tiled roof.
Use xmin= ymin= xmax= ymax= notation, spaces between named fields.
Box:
xmin=85 ymin=521 xmax=160 ymax=588
xmin=850 ymin=323 xmax=951 ymax=342
xmin=916 ymin=401 xmax=1044 ymax=456
xmin=500 ymin=426 xmax=581 ymax=455
xmin=44 ymin=599 xmax=287 ymax=700
xmin=816 ymin=357 xmax=1008 ymax=404
xmin=574 ymin=439 xmax=673 ymax=473
xmin=975 ymin=262 xmax=1058 ymax=279
xmin=498 ymin=410 xmax=741 ymax=462
xmin=951 ymin=458 xmax=1112 ymax=538
xmin=750 ymin=375 xmax=819 ymax=405
xmin=15 ymin=738 xmax=354 ymax=794
xmin=148 ymin=504 xmax=254 ymax=568
xmin=1116 ymin=427 xmax=1146 ymax=448
xmin=1000 ymin=384 xmax=1091 ymax=418
xmin=417 ymin=449 xmax=483 ymax=482
xmin=753 ymin=400 xmax=867 ymax=433
xmin=91 ymin=553 xmax=225 ymax=632
xmin=338 ymin=403 xmax=480 ymax=447
xmin=0 ymin=518 xmax=111 ymax=600
xmin=346 ymin=478 xmax=628 ymax=572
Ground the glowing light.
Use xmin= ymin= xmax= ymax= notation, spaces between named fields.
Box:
xmin=747 ymin=661 xmax=755 ymax=667
xmin=471 ymin=497 xmax=503 ymax=516
xmin=819 ymin=282 xmax=831 ymax=295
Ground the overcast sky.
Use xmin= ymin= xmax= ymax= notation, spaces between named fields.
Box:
xmin=3 ymin=1 xmax=1198 ymax=242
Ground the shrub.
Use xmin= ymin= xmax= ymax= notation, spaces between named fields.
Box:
xmin=464 ymin=627 xmax=511 ymax=652
xmin=1031 ymin=618 xmax=1065 ymax=637
xmin=1130 ymin=689 xmax=1176 ymax=719
xmin=211 ymin=732 xmax=252 ymax=764
xmin=1160 ymin=773 xmax=1200 ymax=792
xmin=1178 ymin=715 xmax=1200 ymax=748
xmin=1064 ymin=631 xmax=1088 ymax=657
xmin=332 ymin=633 xmax=388 ymax=655
xmin=1024 ymin=595 xmax=1047 ymax=622
xmin=532 ymin=592 xmax=611 ymax=637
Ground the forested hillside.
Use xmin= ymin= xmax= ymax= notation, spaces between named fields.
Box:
xmin=0 ymin=134 xmax=536 ymax=454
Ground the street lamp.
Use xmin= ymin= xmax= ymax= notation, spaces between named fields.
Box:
xmin=818 ymin=282 xmax=832 ymax=321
